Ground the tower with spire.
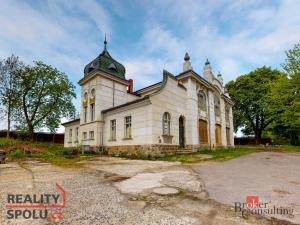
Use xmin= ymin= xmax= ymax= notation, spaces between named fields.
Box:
xmin=83 ymin=35 xmax=126 ymax=80
xmin=183 ymin=52 xmax=193 ymax=72
xmin=203 ymin=59 xmax=213 ymax=82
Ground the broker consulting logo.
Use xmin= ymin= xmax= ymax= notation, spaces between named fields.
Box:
xmin=6 ymin=183 xmax=66 ymax=222
xmin=235 ymin=195 xmax=294 ymax=219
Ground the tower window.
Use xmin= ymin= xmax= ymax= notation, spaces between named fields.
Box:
xmin=108 ymin=63 xmax=117 ymax=71
xmin=90 ymin=104 xmax=95 ymax=121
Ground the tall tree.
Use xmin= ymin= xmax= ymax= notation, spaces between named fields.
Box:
xmin=16 ymin=61 xmax=76 ymax=140
xmin=268 ymin=44 xmax=300 ymax=145
xmin=0 ymin=55 xmax=24 ymax=137
xmin=226 ymin=66 xmax=284 ymax=143
xmin=282 ymin=43 xmax=300 ymax=76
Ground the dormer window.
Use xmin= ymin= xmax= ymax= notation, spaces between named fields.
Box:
xmin=108 ymin=63 xmax=117 ymax=71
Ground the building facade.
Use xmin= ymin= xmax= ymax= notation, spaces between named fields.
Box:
xmin=63 ymin=40 xmax=234 ymax=155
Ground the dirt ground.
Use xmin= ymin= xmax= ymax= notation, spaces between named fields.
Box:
xmin=0 ymin=153 xmax=297 ymax=225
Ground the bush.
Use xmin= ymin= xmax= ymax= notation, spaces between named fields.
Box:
xmin=8 ymin=149 xmax=26 ymax=158
xmin=0 ymin=138 xmax=19 ymax=148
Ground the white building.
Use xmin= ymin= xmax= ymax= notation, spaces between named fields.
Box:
xmin=63 ymin=39 xmax=234 ymax=155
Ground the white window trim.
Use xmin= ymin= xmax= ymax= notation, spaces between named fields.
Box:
xmin=124 ymin=115 xmax=132 ymax=139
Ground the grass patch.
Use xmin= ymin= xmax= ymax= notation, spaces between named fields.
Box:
xmin=2 ymin=138 xmax=101 ymax=167
xmin=123 ymin=145 xmax=300 ymax=163
xmin=132 ymin=147 xmax=257 ymax=163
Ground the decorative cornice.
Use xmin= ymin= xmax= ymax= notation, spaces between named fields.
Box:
xmin=78 ymin=69 xmax=130 ymax=86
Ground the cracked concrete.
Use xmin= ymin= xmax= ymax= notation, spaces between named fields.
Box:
xmin=0 ymin=154 xmax=295 ymax=225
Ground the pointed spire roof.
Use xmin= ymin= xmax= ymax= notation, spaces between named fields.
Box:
xmin=205 ymin=58 xmax=210 ymax=65
xmin=83 ymin=35 xmax=126 ymax=79
xmin=184 ymin=52 xmax=190 ymax=61
xmin=104 ymin=33 xmax=107 ymax=50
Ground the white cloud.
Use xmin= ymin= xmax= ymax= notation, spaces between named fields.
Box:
xmin=1 ymin=0 xmax=300 ymax=131
xmin=130 ymin=0 xmax=300 ymax=84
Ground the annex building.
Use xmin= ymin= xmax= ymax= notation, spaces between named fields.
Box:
xmin=63 ymin=38 xmax=234 ymax=155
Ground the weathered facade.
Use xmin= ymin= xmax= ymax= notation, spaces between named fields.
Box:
xmin=63 ymin=40 xmax=234 ymax=155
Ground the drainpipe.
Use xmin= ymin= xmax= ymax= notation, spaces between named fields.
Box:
xmin=101 ymin=112 xmax=105 ymax=154
xmin=112 ymin=81 xmax=115 ymax=107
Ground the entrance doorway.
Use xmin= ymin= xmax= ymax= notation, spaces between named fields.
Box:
xmin=215 ymin=124 xmax=222 ymax=145
xmin=179 ymin=116 xmax=185 ymax=148
xmin=226 ymin=127 xmax=231 ymax=146
xmin=199 ymin=119 xmax=208 ymax=144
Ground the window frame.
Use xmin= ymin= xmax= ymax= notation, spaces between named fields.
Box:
xmin=69 ymin=129 xmax=72 ymax=142
xmin=84 ymin=107 xmax=87 ymax=123
xmin=75 ymin=127 xmax=79 ymax=141
xmin=90 ymin=103 xmax=95 ymax=121
xmin=89 ymin=131 xmax=94 ymax=140
xmin=83 ymin=132 xmax=87 ymax=140
xmin=162 ymin=112 xmax=171 ymax=135
xmin=197 ymin=91 xmax=207 ymax=112
xmin=124 ymin=116 xmax=132 ymax=139
xmin=110 ymin=119 xmax=116 ymax=140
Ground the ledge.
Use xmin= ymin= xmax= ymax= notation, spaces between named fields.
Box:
xmin=122 ymin=137 xmax=133 ymax=140
xmin=162 ymin=134 xmax=173 ymax=138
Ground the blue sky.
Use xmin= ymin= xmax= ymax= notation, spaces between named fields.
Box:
xmin=0 ymin=0 xmax=300 ymax=131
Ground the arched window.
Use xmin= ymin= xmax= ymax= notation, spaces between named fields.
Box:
xmin=198 ymin=91 xmax=207 ymax=112
xmin=91 ymin=88 xmax=95 ymax=97
xmin=90 ymin=89 xmax=95 ymax=122
xmin=225 ymin=105 xmax=230 ymax=123
xmin=214 ymin=94 xmax=221 ymax=117
xmin=162 ymin=112 xmax=171 ymax=135
xmin=83 ymin=92 xmax=88 ymax=123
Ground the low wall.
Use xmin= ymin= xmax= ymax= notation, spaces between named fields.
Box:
xmin=104 ymin=144 xmax=206 ymax=156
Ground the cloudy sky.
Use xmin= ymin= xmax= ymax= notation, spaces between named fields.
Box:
xmin=0 ymin=0 xmax=299 ymax=131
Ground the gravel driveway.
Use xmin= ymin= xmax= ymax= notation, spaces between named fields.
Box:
xmin=0 ymin=155 xmax=296 ymax=225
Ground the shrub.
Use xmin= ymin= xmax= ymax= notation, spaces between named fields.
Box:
xmin=8 ymin=149 xmax=26 ymax=158
xmin=0 ymin=138 xmax=19 ymax=148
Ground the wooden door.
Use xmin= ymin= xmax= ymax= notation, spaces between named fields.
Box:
xmin=226 ymin=127 xmax=231 ymax=146
xmin=179 ymin=116 xmax=185 ymax=148
xmin=215 ymin=124 xmax=222 ymax=145
xmin=199 ymin=119 xmax=208 ymax=144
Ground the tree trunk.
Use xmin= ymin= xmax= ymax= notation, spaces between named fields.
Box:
xmin=6 ymin=104 xmax=10 ymax=138
xmin=28 ymin=123 xmax=35 ymax=141
xmin=255 ymin=132 xmax=262 ymax=144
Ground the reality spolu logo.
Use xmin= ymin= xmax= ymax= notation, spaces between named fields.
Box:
xmin=6 ymin=183 xmax=66 ymax=222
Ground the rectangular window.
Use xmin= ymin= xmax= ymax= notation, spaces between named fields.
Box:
xmin=90 ymin=104 xmax=95 ymax=121
xmin=69 ymin=129 xmax=72 ymax=142
xmin=75 ymin=127 xmax=79 ymax=141
xmin=84 ymin=107 xmax=87 ymax=123
xmin=124 ymin=116 xmax=132 ymax=138
xmin=89 ymin=131 xmax=94 ymax=140
xmin=110 ymin=119 xmax=116 ymax=140
xmin=83 ymin=132 xmax=87 ymax=140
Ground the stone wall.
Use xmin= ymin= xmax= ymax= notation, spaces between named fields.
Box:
xmin=104 ymin=144 xmax=212 ymax=157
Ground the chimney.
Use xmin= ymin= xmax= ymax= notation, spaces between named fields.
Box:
xmin=203 ymin=59 xmax=213 ymax=82
xmin=183 ymin=52 xmax=192 ymax=72
xmin=128 ymin=79 xmax=133 ymax=94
